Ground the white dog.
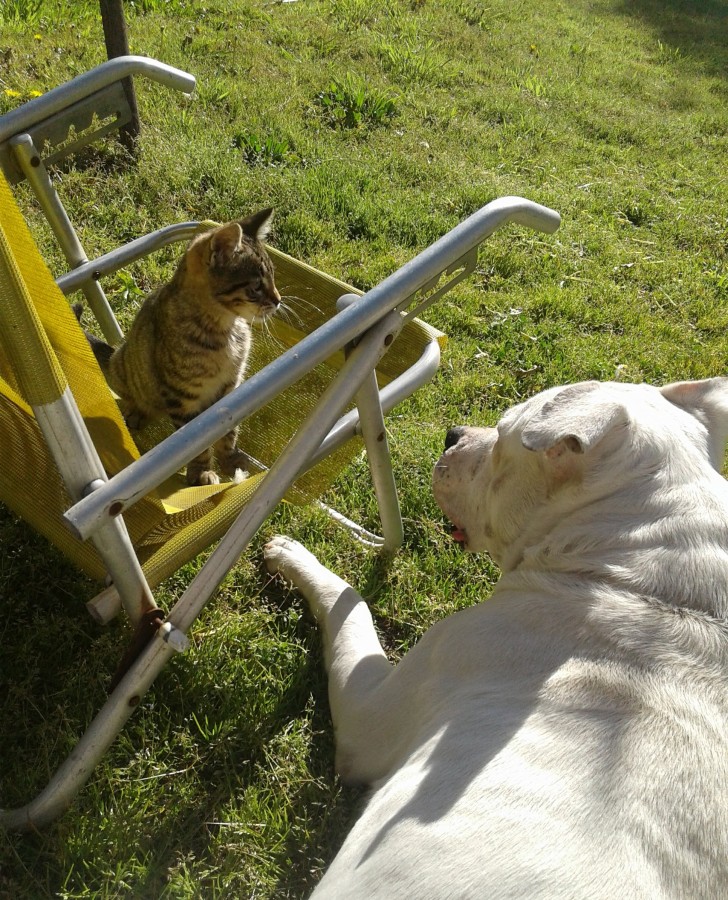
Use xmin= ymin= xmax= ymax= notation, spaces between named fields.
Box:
xmin=265 ymin=378 xmax=728 ymax=898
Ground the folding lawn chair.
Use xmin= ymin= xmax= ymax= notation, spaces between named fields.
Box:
xmin=0 ymin=57 xmax=560 ymax=830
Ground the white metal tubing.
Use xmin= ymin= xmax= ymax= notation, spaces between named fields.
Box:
xmin=354 ymin=369 xmax=404 ymax=553
xmin=310 ymin=337 xmax=441 ymax=465
xmin=314 ymin=501 xmax=385 ymax=548
xmin=336 ymin=292 xmax=403 ymax=552
xmin=85 ymin=333 xmax=440 ymax=625
xmin=11 ymin=136 xmax=86 ymax=265
xmin=86 ymin=583 xmax=127 ymax=625
xmin=11 ymin=134 xmax=124 ymax=344
xmin=35 ymin=389 xmax=156 ymax=623
xmin=64 ymin=197 xmax=560 ymax=541
xmin=55 ymin=223 xmax=202 ymax=295
xmin=0 ymin=624 xmax=177 ymax=831
xmin=0 ymin=56 xmax=196 ymax=144
xmin=85 ymin=331 xmax=439 ymax=625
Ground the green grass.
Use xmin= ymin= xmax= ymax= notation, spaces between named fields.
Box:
xmin=1 ymin=0 xmax=727 ymax=894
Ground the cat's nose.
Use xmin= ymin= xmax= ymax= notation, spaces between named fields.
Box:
xmin=444 ymin=427 xmax=466 ymax=450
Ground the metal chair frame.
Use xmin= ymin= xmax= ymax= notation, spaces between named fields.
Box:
xmin=0 ymin=57 xmax=560 ymax=829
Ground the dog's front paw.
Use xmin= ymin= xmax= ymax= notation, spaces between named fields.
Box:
xmin=264 ymin=535 xmax=305 ymax=572
xmin=264 ymin=535 xmax=318 ymax=585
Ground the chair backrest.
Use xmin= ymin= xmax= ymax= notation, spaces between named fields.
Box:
xmin=0 ymin=82 xmax=133 ymax=186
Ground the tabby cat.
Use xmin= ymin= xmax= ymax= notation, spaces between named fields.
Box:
xmin=79 ymin=209 xmax=280 ymax=486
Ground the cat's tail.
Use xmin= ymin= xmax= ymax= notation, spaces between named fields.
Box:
xmin=72 ymin=302 xmax=115 ymax=371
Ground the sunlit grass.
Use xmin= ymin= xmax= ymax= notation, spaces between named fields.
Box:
xmin=1 ymin=0 xmax=727 ymax=895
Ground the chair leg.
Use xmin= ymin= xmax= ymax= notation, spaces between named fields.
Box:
xmin=0 ymin=625 xmax=178 ymax=832
xmin=35 ymin=389 xmax=158 ymax=624
xmin=355 ymin=369 xmax=404 ymax=554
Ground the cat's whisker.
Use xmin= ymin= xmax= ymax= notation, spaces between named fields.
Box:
xmin=277 ymin=300 xmax=311 ymax=332
xmin=281 ymin=293 xmax=324 ymax=318
xmin=254 ymin=316 xmax=286 ymax=353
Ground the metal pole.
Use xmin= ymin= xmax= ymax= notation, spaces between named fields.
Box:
xmin=99 ymin=0 xmax=140 ymax=151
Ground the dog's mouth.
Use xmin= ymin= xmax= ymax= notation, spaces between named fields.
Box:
xmin=449 ymin=523 xmax=467 ymax=546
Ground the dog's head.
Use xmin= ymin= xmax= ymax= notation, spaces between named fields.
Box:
xmin=432 ymin=378 xmax=728 ymax=570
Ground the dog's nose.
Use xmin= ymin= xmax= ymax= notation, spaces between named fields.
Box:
xmin=444 ymin=427 xmax=466 ymax=450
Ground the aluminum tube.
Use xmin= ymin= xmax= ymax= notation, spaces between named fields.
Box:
xmin=0 ymin=628 xmax=176 ymax=831
xmin=354 ymin=369 xmax=404 ymax=552
xmin=11 ymin=135 xmax=87 ymax=266
xmin=64 ymin=197 xmax=559 ymax=540
xmin=35 ymin=389 xmax=156 ymax=623
xmin=56 ymin=223 xmax=201 ymax=295
xmin=12 ymin=134 xmax=125 ymax=344
xmin=0 ymin=57 xmax=196 ymax=144
xmin=86 ymin=335 xmax=440 ymax=626
xmin=311 ymin=337 xmax=441 ymax=464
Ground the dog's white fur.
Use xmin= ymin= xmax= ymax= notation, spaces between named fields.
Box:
xmin=265 ymin=378 xmax=728 ymax=898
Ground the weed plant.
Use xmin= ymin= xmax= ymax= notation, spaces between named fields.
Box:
xmin=0 ymin=0 xmax=727 ymax=896
xmin=316 ymin=75 xmax=398 ymax=129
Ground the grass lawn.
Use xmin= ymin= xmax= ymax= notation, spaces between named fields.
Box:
xmin=1 ymin=0 xmax=727 ymax=895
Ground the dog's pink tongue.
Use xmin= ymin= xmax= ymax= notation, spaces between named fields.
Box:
xmin=451 ymin=528 xmax=466 ymax=543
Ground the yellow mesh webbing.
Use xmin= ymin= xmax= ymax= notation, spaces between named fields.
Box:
xmin=0 ymin=391 xmax=108 ymax=580
xmin=0 ymin=180 xmax=67 ymax=406
xmin=0 ymin=172 xmax=168 ymax=576
xmin=130 ymin=247 xmax=446 ymax=509
xmin=0 ymin=176 xmax=143 ymax=477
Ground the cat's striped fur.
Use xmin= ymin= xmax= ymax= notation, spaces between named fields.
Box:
xmin=79 ymin=209 xmax=280 ymax=485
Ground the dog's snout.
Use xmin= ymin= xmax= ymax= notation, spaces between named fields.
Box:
xmin=444 ymin=427 xmax=466 ymax=450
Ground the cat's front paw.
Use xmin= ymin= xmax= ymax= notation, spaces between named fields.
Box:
xmin=187 ymin=469 xmax=220 ymax=486
xmin=219 ymin=448 xmax=251 ymax=477
xmin=124 ymin=409 xmax=148 ymax=431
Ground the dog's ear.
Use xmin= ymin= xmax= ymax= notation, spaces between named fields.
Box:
xmin=521 ymin=383 xmax=628 ymax=462
xmin=661 ymin=377 xmax=728 ymax=467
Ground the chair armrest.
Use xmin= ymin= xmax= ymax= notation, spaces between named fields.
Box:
xmin=55 ymin=223 xmax=202 ymax=295
xmin=0 ymin=56 xmax=195 ymax=144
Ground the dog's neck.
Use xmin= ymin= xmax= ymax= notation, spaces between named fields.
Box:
xmin=512 ymin=475 xmax=728 ymax=621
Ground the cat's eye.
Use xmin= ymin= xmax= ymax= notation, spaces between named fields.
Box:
xmin=217 ymin=281 xmax=258 ymax=301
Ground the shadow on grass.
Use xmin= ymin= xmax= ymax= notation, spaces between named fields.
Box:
xmin=123 ymin=648 xmax=361 ymax=899
xmin=614 ymin=0 xmax=728 ymax=80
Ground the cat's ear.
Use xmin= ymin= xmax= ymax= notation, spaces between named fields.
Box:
xmin=240 ymin=208 xmax=274 ymax=242
xmin=209 ymin=222 xmax=243 ymax=267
